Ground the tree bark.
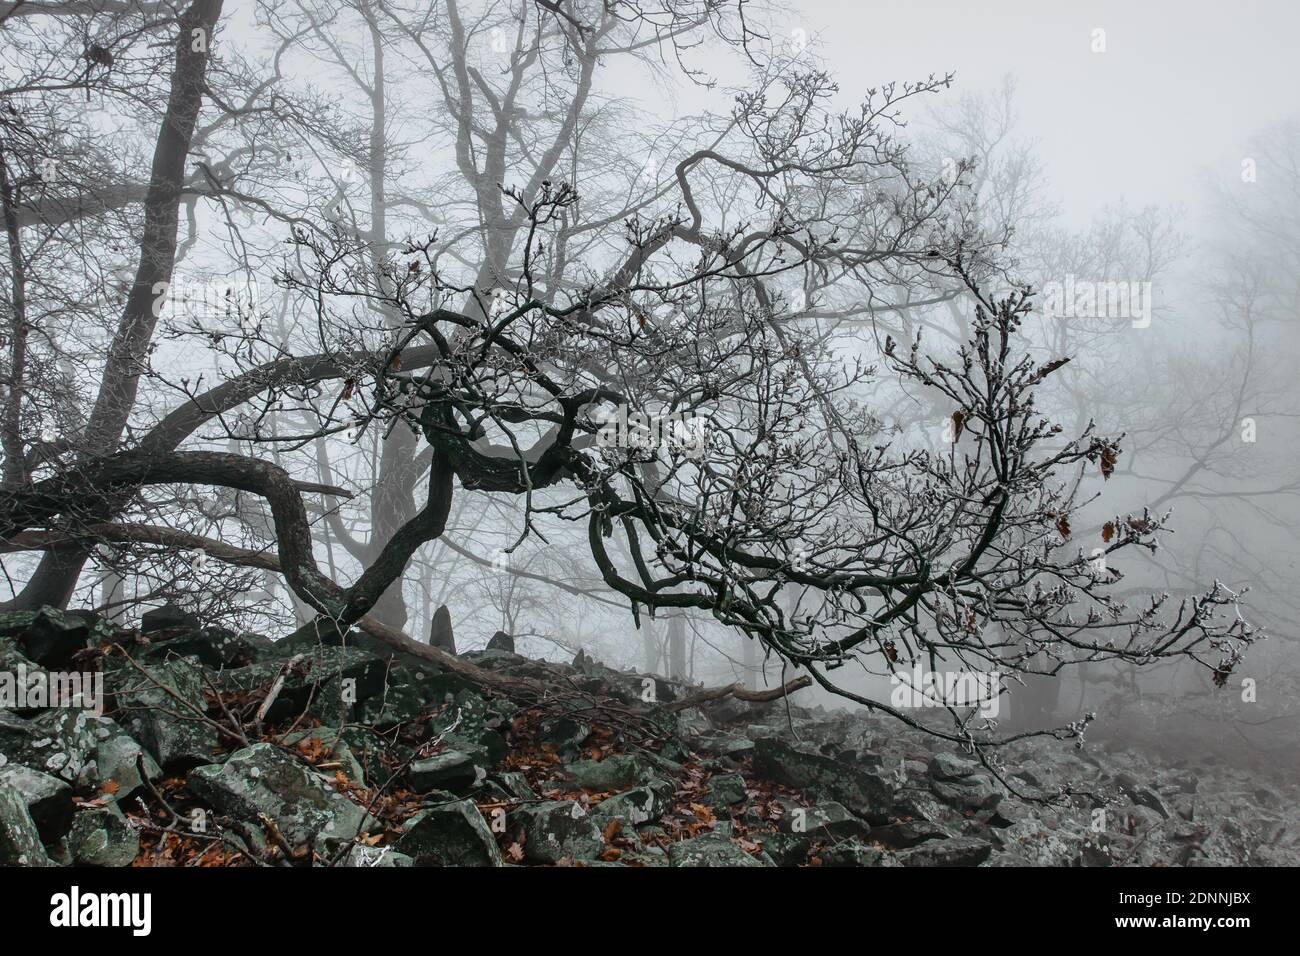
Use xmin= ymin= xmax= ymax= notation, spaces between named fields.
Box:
xmin=10 ymin=0 xmax=225 ymax=611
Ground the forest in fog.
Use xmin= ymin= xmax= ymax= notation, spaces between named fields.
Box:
xmin=0 ymin=0 xmax=1296 ymax=879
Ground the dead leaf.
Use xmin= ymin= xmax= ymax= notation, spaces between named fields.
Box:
xmin=1102 ymin=521 xmax=1115 ymax=544
xmin=1056 ymin=515 xmax=1071 ymax=539
xmin=506 ymin=842 xmax=525 ymax=862
xmin=951 ymin=409 xmax=966 ymax=441
xmin=100 ymin=780 xmax=120 ymax=796
xmin=1100 ymin=444 xmax=1118 ymax=480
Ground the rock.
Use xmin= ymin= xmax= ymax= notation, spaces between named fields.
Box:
xmin=592 ymin=785 xmax=670 ymax=828
xmin=757 ymin=831 xmax=811 ymax=866
xmin=342 ymin=845 xmax=414 ymax=867
xmin=566 ymin=753 xmax=661 ymax=792
xmin=538 ymin=716 xmax=590 ymax=754
xmin=217 ymin=645 xmax=388 ymax=723
xmin=1 ymin=606 xmax=106 ymax=668
xmin=140 ymin=604 xmax=200 ymax=635
xmin=486 ymin=631 xmax=515 ymax=653
xmin=94 ymin=720 xmax=164 ymax=798
xmin=868 ymin=819 xmax=953 ymax=850
xmin=429 ymin=605 xmax=456 ymax=654
xmin=0 ymin=785 xmax=52 ymax=865
xmin=928 ymin=754 xmax=1002 ymax=811
xmin=704 ymin=772 xmax=748 ymax=807
xmin=689 ymin=733 xmax=754 ymax=758
xmin=139 ymin=627 xmax=276 ymax=669
xmin=667 ymin=832 xmax=769 ymax=867
xmin=8 ymin=710 xmax=103 ymax=786
xmin=779 ymin=801 xmax=870 ymax=840
xmin=0 ymin=764 xmax=73 ymax=840
xmin=815 ymin=840 xmax=899 ymax=867
xmin=397 ymin=800 xmax=504 ymax=866
xmin=892 ymin=788 xmax=950 ymax=824
xmin=753 ymin=736 xmax=893 ymax=823
xmin=409 ymin=749 xmax=484 ymax=794
xmin=497 ymin=772 xmax=537 ymax=801
xmin=512 ymin=800 xmax=603 ymax=863
xmin=929 ymin=752 xmax=981 ymax=780
xmin=897 ymin=836 xmax=993 ymax=867
xmin=188 ymin=743 xmax=369 ymax=852
xmin=281 ymin=727 xmax=367 ymax=786
xmin=68 ymin=803 xmax=140 ymax=867
xmin=115 ymin=658 xmax=220 ymax=768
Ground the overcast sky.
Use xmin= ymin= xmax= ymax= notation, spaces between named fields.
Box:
xmin=789 ymin=0 xmax=1299 ymax=228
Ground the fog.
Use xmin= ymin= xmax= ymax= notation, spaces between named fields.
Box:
xmin=1 ymin=0 xmax=1297 ymax=837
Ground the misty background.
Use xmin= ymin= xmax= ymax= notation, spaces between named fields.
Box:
xmin=2 ymin=0 xmax=1296 ymax=776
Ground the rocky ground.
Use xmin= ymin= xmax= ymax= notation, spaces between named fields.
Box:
xmin=1 ymin=605 xmax=1297 ymax=867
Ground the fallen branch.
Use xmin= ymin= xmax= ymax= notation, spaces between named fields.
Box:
xmin=660 ymin=676 xmax=812 ymax=713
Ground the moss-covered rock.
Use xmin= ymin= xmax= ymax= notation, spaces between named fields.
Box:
xmin=511 ymin=800 xmax=603 ymax=863
xmin=188 ymin=743 xmax=369 ymax=852
xmin=67 ymin=802 xmax=139 ymax=867
xmin=397 ymin=799 xmax=504 ymax=866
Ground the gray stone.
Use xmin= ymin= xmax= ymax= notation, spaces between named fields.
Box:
xmin=753 ymin=736 xmax=893 ymax=823
xmin=409 ymin=749 xmax=484 ymax=794
xmin=0 ymin=786 xmax=52 ymax=865
xmin=816 ymin=839 xmax=900 ymax=867
xmin=704 ymin=772 xmax=748 ymax=807
xmin=779 ymin=801 xmax=870 ymax=840
xmin=0 ymin=764 xmax=73 ymax=840
xmin=486 ymin=631 xmax=515 ymax=653
xmin=115 ymin=658 xmax=220 ymax=767
xmin=667 ymin=833 xmax=769 ymax=867
xmin=897 ymin=836 xmax=993 ymax=867
xmin=868 ymin=819 xmax=953 ymax=849
xmin=429 ymin=605 xmax=455 ymax=654
xmin=512 ymin=800 xmax=603 ymax=863
xmin=341 ymin=845 xmax=414 ymax=867
xmin=68 ymin=802 xmax=139 ymax=867
xmin=397 ymin=799 xmax=504 ymax=866
xmin=188 ymin=743 xmax=369 ymax=852
xmin=141 ymin=604 xmax=200 ymax=634
xmin=566 ymin=753 xmax=660 ymax=792
xmin=591 ymin=785 xmax=669 ymax=828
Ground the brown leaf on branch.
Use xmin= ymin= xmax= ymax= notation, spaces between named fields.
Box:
xmin=1102 ymin=521 xmax=1115 ymax=543
xmin=951 ymin=409 xmax=966 ymax=440
xmin=340 ymin=377 xmax=356 ymax=400
xmin=1056 ymin=515 xmax=1071 ymax=539
xmin=1100 ymin=444 xmax=1118 ymax=480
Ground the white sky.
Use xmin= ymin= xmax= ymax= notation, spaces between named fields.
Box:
xmin=794 ymin=0 xmax=1300 ymax=227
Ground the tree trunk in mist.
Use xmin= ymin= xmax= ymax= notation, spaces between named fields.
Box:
xmin=357 ymin=10 xmax=420 ymax=631
xmin=641 ymin=617 xmax=658 ymax=674
xmin=668 ymin=611 xmax=688 ymax=680
xmin=5 ymin=0 xmax=225 ymax=613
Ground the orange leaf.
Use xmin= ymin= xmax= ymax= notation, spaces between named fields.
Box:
xmin=100 ymin=780 xmax=120 ymax=795
xmin=602 ymin=819 xmax=622 ymax=843
xmin=1102 ymin=521 xmax=1115 ymax=544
